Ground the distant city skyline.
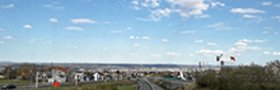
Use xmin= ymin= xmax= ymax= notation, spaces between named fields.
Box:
xmin=0 ymin=0 xmax=279 ymax=65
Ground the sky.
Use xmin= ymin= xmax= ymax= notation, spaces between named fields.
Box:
xmin=0 ymin=0 xmax=280 ymax=65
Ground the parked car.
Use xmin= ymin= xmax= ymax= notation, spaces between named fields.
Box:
xmin=1 ymin=84 xmax=16 ymax=90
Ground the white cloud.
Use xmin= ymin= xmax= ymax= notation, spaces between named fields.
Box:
xmin=211 ymin=1 xmax=225 ymax=8
xmin=132 ymin=0 xmax=141 ymax=10
xmin=49 ymin=18 xmax=58 ymax=23
xmin=132 ymin=0 xmax=139 ymax=6
xmin=207 ymin=22 xmax=232 ymax=30
xmin=126 ymin=27 xmax=132 ymax=30
xmin=71 ymin=18 xmax=96 ymax=24
xmin=2 ymin=36 xmax=13 ymax=40
xmin=143 ymin=0 xmax=160 ymax=8
xmin=231 ymin=8 xmax=264 ymax=21
xmin=162 ymin=39 xmax=169 ymax=42
xmin=229 ymin=39 xmax=263 ymax=54
xmin=196 ymin=49 xmax=224 ymax=55
xmin=262 ymin=27 xmax=276 ymax=34
xmin=194 ymin=39 xmax=265 ymax=57
xmin=195 ymin=14 xmax=210 ymax=19
xmin=262 ymin=2 xmax=272 ymax=6
xmin=135 ymin=0 xmax=209 ymax=21
xmin=194 ymin=40 xmax=204 ymax=43
xmin=166 ymin=51 xmax=179 ymax=56
xmin=274 ymin=16 xmax=280 ymax=22
xmin=239 ymin=39 xmax=264 ymax=43
xmin=129 ymin=36 xmax=135 ymax=39
xmin=132 ymin=0 xmax=160 ymax=9
xmin=230 ymin=8 xmax=265 ymax=14
xmin=272 ymin=52 xmax=280 ymax=56
xmin=243 ymin=14 xmax=262 ymax=20
xmin=64 ymin=26 xmax=83 ymax=31
xmin=130 ymin=35 xmax=151 ymax=40
xmin=151 ymin=53 xmax=162 ymax=58
xmin=207 ymin=42 xmax=216 ymax=46
xmin=44 ymin=4 xmax=64 ymax=10
xmin=234 ymin=41 xmax=247 ymax=47
xmin=141 ymin=36 xmax=151 ymax=40
xmin=168 ymin=0 xmax=209 ymax=17
xmin=263 ymin=51 xmax=280 ymax=56
xmin=1 ymin=3 xmax=14 ymax=9
xmin=263 ymin=51 xmax=271 ymax=55
xmin=150 ymin=8 xmax=172 ymax=21
xmin=23 ymin=24 xmax=32 ymax=29
xmin=260 ymin=2 xmax=280 ymax=8
xmin=133 ymin=43 xmax=140 ymax=47
xmin=180 ymin=30 xmax=196 ymax=34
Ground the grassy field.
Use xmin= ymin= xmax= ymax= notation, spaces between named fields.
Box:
xmin=117 ymin=85 xmax=137 ymax=90
xmin=35 ymin=80 xmax=137 ymax=90
xmin=0 ymin=79 xmax=137 ymax=90
xmin=0 ymin=79 xmax=30 ymax=86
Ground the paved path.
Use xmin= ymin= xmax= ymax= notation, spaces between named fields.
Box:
xmin=138 ymin=78 xmax=152 ymax=90
xmin=138 ymin=78 xmax=164 ymax=90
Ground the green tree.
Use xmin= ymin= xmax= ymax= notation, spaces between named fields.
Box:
xmin=3 ymin=66 xmax=17 ymax=79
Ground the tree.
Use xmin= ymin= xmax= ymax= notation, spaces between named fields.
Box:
xmin=3 ymin=66 xmax=16 ymax=79
xmin=16 ymin=63 xmax=38 ymax=80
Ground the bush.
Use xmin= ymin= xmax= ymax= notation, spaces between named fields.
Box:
xmin=196 ymin=71 xmax=218 ymax=89
xmin=196 ymin=60 xmax=280 ymax=90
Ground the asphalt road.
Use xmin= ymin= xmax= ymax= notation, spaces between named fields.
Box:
xmin=138 ymin=78 xmax=164 ymax=90
xmin=138 ymin=79 xmax=152 ymax=90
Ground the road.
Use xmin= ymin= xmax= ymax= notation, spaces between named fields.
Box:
xmin=138 ymin=78 xmax=164 ymax=90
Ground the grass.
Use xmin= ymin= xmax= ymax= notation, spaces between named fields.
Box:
xmin=35 ymin=80 xmax=137 ymax=90
xmin=0 ymin=79 xmax=30 ymax=86
xmin=117 ymin=85 xmax=137 ymax=90
xmin=0 ymin=79 xmax=137 ymax=90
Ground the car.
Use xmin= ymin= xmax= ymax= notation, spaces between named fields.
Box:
xmin=1 ymin=84 xmax=16 ymax=90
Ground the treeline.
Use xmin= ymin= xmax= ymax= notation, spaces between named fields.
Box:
xmin=196 ymin=60 xmax=280 ymax=90
xmin=3 ymin=64 xmax=46 ymax=80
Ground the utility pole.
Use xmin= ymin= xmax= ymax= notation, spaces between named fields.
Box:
xmin=35 ymin=71 xmax=39 ymax=88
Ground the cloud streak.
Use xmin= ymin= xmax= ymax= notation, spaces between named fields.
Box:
xmin=49 ymin=18 xmax=59 ymax=23
xmin=71 ymin=18 xmax=96 ymax=24
xmin=65 ymin=26 xmax=83 ymax=31
xmin=230 ymin=8 xmax=265 ymax=14
xmin=23 ymin=24 xmax=32 ymax=29
xmin=1 ymin=3 xmax=14 ymax=9
xmin=207 ymin=22 xmax=232 ymax=31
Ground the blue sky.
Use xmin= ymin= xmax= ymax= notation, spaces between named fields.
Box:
xmin=0 ymin=0 xmax=280 ymax=65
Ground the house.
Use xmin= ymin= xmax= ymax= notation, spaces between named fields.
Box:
xmin=0 ymin=72 xmax=4 ymax=79
xmin=48 ymin=69 xmax=67 ymax=83
xmin=0 ymin=67 xmax=5 ymax=79
xmin=43 ymin=67 xmax=68 ymax=83
xmin=93 ymin=72 xmax=100 ymax=81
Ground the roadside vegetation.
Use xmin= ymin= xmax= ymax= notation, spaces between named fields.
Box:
xmin=195 ymin=60 xmax=280 ymax=90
